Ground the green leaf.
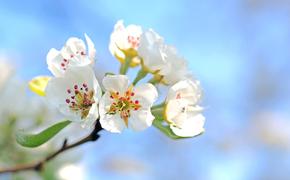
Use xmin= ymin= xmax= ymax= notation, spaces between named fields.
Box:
xmin=153 ymin=118 xmax=203 ymax=140
xmin=16 ymin=120 xmax=71 ymax=148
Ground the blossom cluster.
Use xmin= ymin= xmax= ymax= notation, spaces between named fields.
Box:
xmin=30 ymin=20 xmax=205 ymax=138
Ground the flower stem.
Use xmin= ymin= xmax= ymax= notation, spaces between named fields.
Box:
xmin=152 ymin=102 xmax=165 ymax=110
xmin=0 ymin=120 xmax=103 ymax=174
xmin=132 ymin=68 xmax=148 ymax=85
xmin=119 ymin=56 xmax=131 ymax=75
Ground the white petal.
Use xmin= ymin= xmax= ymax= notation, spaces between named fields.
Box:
xmin=46 ymin=66 xmax=100 ymax=123
xmin=165 ymin=99 xmax=188 ymax=124
xmin=100 ymin=114 xmax=126 ymax=133
xmin=99 ymin=93 xmax=126 ymax=133
xmin=137 ymin=29 xmax=167 ymax=72
xmin=161 ymin=48 xmax=190 ymax=85
xmin=110 ymin=20 xmax=142 ymax=52
xmin=102 ymin=75 xmax=129 ymax=94
xmin=170 ymin=114 xmax=205 ymax=137
xmin=47 ymin=48 xmax=65 ymax=77
xmin=66 ymin=37 xmax=86 ymax=54
xmin=47 ymin=36 xmax=95 ymax=77
xmin=129 ymin=108 xmax=154 ymax=131
xmin=81 ymin=102 xmax=98 ymax=129
xmin=133 ymin=83 xmax=158 ymax=108
xmin=84 ymin=33 xmax=96 ymax=63
xmin=166 ymin=79 xmax=202 ymax=105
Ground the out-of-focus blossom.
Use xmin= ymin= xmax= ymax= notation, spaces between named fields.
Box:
xmin=0 ymin=58 xmax=14 ymax=89
xmin=99 ymin=75 xmax=158 ymax=133
xmin=251 ymin=111 xmax=290 ymax=150
xmin=58 ymin=164 xmax=85 ymax=180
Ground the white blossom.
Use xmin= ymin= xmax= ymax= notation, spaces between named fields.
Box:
xmin=138 ymin=29 xmax=191 ymax=85
xmin=99 ymin=75 xmax=158 ymax=133
xmin=165 ymin=79 xmax=205 ymax=137
xmin=46 ymin=66 xmax=102 ymax=128
xmin=137 ymin=29 xmax=167 ymax=73
xmin=109 ymin=20 xmax=142 ymax=66
xmin=47 ymin=34 xmax=96 ymax=77
xmin=159 ymin=46 xmax=191 ymax=85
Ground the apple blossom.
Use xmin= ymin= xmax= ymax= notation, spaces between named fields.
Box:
xmin=47 ymin=34 xmax=96 ymax=77
xmin=46 ymin=66 xmax=102 ymax=128
xmin=109 ymin=20 xmax=142 ymax=67
xmin=99 ymin=75 xmax=158 ymax=133
xmin=164 ymin=79 xmax=205 ymax=137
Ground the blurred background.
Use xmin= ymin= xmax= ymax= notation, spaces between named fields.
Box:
xmin=0 ymin=0 xmax=290 ymax=179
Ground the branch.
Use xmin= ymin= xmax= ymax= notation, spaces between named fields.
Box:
xmin=0 ymin=120 xmax=103 ymax=174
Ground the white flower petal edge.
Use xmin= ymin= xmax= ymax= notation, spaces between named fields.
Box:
xmin=47 ymin=34 xmax=96 ymax=77
xmin=165 ymin=79 xmax=205 ymax=137
xmin=99 ymin=75 xmax=158 ymax=133
xmin=109 ymin=20 xmax=142 ymax=61
xmin=137 ymin=29 xmax=167 ymax=73
xmin=160 ymin=46 xmax=191 ymax=85
xmin=138 ymin=29 xmax=192 ymax=85
xmin=46 ymin=66 xmax=102 ymax=128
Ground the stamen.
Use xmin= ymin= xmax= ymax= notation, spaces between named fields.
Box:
xmin=107 ymin=89 xmax=141 ymax=125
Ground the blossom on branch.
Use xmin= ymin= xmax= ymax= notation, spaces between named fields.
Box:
xmin=46 ymin=66 xmax=102 ymax=128
xmin=99 ymin=75 xmax=158 ymax=133
xmin=47 ymin=34 xmax=96 ymax=77
xmin=164 ymin=79 xmax=205 ymax=137
xmin=109 ymin=20 xmax=142 ymax=67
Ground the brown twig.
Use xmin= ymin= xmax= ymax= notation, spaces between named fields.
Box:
xmin=0 ymin=120 xmax=103 ymax=174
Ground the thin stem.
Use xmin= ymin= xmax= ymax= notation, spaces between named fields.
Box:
xmin=0 ymin=121 xmax=103 ymax=174
xmin=152 ymin=102 xmax=165 ymax=110
xmin=119 ymin=56 xmax=131 ymax=75
xmin=132 ymin=68 xmax=148 ymax=86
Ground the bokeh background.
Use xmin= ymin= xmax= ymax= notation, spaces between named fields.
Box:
xmin=1 ymin=0 xmax=290 ymax=179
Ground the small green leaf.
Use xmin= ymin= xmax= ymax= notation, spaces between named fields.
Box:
xmin=16 ymin=120 xmax=71 ymax=148
xmin=153 ymin=118 xmax=203 ymax=140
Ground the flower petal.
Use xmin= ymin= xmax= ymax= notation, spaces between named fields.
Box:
xmin=47 ymin=48 xmax=64 ymax=77
xmin=133 ymin=83 xmax=158 ymax=108
xmin=129 ymin=108 xmax=155 ymax=131
xmin=46 ymin=66 xmax=100 ymax=124
xmin=102 ymin=75 xmax=129 ymax=94
xmin=137 ymin=29 xmax=167 ymax=72
xmin=166 ymin=79 xmax=202 ymax=105
xmin=84 ymin=33 xmax=96 ymax=63
xmin=99 ymin=92 xmax=126 ymax=133
xmin=170 ymin=114 xmax=205 ymax=137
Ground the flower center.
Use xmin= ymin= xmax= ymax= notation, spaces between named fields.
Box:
xmin=107 ymin=89 xmax=141 ymax=126
xmin=65 ymin=83 xmax=95 ymax=119
xmin=127 ymin=35 xmax=140 ymax=49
